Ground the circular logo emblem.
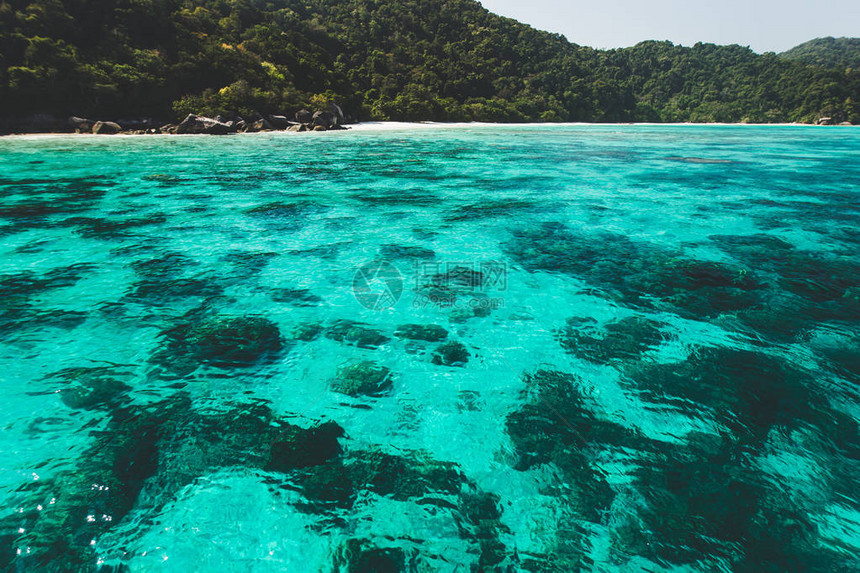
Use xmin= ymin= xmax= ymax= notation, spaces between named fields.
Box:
xmin=352 ymin=259 xmax=403 ymax=310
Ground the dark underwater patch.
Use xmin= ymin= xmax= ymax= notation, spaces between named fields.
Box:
xmin=625 ymin=346 xmax=859 ymax=447
xmin=0 ymin=177 xmax=109 ymax=229
xmin=431 ymin=341 xmax=469 ymax=367
xmin=0 ymin=263 xmax=97 ymax=306
xmin=245 ymin=200 xmax=329 ymax=231
xmin=324 ymin=320 xmax=390 ymax=349
xmin=503 ymin=222 xmax=764 ymax=317
xmin=443 ymin=198 xmax=543 ymax=222
xmin=350 ymin=189 xmax=439 ymax=207
xmin=624 ymin=432 xmax=810 ymax=568
xmin=271 ymin=287 xmax=323 ymax=306
xmin=126 ymin=277 xmax=225 ymax=306
xmin=44 ymin=366 xmax=133 ymax=410
xmin=394 ymin=324 xmax=448 ymax=342
xmin=331 ymin=361 xmax=393 ymax=397
xmin=150 ymin=314 xmax=285 ymax=377
xmin=60 ymin=213 xmax=168 ymax=240
xmin=6 ymin=395 xmax=344 ymax=570
xmin=130 ymin=252 xmax=199 ymax=280
xmin=379 ymin=244 xmax=436 ymax=260
xmin=0 ymin=306 xmax=88 ymax=336
xmin=709 ymin=232 xmax=860 ymax=339
xmin=4 ymin=387 xmax=514 ymax=567
xmin=220 ymin=250 xmax=279 ymax=276
xmin=558 ymin=315 xmax=671 ymax=363
xmin=504 ymin=370 xmax=649 ymax=567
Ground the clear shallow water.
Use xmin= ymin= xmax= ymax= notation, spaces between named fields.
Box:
xmin=0 ymin=125 xmax=857 ymax=572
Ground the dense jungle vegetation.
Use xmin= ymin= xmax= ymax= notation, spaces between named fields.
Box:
xmin=1 ymin=0 xmax=858 ymax=124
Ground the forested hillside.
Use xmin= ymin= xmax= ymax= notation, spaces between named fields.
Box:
xmin=1 ymin=0 xmax=858 ymax=126
xmin=780 ymin=37 xmax=860 ymax=70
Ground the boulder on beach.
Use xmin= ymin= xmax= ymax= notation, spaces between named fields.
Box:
xmin=313 ymin=110 xmax=336 ymax=127
xmin=92 ymin=121 xmax=122 ymax=134
xmin=68 ymin=116 xmax=94 ymax=133
xmin=117 ymin=118 xmax=157 ymax=131
xmin=175 ymin=113 xmax=234 ymax=135
xmin=247 ymin=117 xmax=275 ymax=132
xmin=267 ymin=115 xmax=290 ymax=129
xmin=295 ymin=109 xmax=313 ymax=123
xmin=330 ymin=102 xmax=346 ymax=125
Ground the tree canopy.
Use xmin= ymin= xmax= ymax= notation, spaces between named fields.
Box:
xmin=780 ymin=37 xmax=860 ymax=70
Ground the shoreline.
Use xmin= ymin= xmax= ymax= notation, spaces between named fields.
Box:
xmin=1 ymin=120 xmax=855 ymax=138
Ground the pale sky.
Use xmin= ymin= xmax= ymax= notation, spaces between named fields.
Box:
xmin=478 ymin=0 xmax=859 ymax=53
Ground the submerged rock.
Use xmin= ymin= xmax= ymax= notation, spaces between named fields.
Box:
xmin=222 ymin=250 xmax=279 ymax=275
xmin=625 ymin=346 xmax=858 ymax=444
xmin=624 ymin=431 xmax=847 ymax=571
xmin=245 ymin=200 xmax=328 ymax=232
xmin=47 ymin=366 xmax=132 ymax=410
xmin=0 ymin=306 xmax=87 ymax=336
xmin=334 ymin=540 xmax=407 ymax=573
xmin=558 ymin=315 xmax=671 ymax=363
xmin=394 ymin=323 xmax=448 ymax=342
xmin=130 ymin=251 xmax=199 ymax=279
xmin=154 ymin=315 xmax=284 ymax=373
xmin=62 ymin=213 xmax=167 ymax=240
xmin=271 ymin=287 xmax=323 ymax=306
xmin=444 ymin=198 xmax=542 ymax=222
xmin=325 ymin=320 xmax=390 ymax=349
xmin=430 ymin=265 xmax=486 ymax=290
xmin=505 ymin=370 xmax=648 ymax=514
xmin=292 ymin=322 xmax=323 ymax=341
xmin=380 ymin=244 xmax=436 ymax=260
xmin=8 ymin=395 xmax=344 ymax=570
xmin=431 ymin=341 xmax=469 ymax=366
xmin=0 ymin=177 xmax=107 ymax=229
xmin=503 ymin=223 xmax=764 ymax=318
xmin=331 ymin=361 xmax=393 ymax=396
xmin=0 ymin=264 xmax=95 ymax=300
xmin=127 ymin=276 xmax=224 ymax=305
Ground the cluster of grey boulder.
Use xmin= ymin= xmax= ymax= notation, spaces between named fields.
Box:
xmin=817 ymin=116 xmax=853 ymax=126
xmin=68 ymin=103 xmax=351 ymax=135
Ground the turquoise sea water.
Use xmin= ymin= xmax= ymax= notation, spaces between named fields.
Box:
xmin=0 ymin=124 xmax=858 ymax=572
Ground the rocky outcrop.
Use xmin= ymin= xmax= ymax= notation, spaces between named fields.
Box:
xmin=247 ymin=117 xmax=275 ymax=132
xmin=66 ymin=102 xmax=353 ymax=135
xmin=68 ymin=116 xmax=94 ymax=133
xmin=267 ymin=114 xmax=290 ymax=129
xmin=92 ymin=120 xmax=122 ymax=134
xmin=175 ymin=113 xmax=233 ymax=135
